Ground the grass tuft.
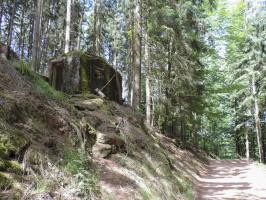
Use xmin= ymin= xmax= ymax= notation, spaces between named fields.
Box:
xmin=14 ymin=60 xmax=65 ymax=100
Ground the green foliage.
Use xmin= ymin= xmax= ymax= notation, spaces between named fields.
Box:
xmin=63 ymin=148 xmax=99 ymax=198
xmin=14 ymin=60 xmax=35 ymax=78
xmin=63 ymin=148 xmax=84 ymax=174
xmin=75 ymin=167 xmax=99 ymax=199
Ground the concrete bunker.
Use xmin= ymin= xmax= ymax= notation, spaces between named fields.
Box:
xmin=49 ymin=51 xmax=122 ymax=103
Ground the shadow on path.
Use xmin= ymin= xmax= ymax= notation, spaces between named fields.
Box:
xmin=196 ymin=160 xmax=266 ymax=200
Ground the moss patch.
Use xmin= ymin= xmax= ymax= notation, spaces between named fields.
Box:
xmin=0 ymin=128 xmax=28 ymax=160
xmin=80 ymin=65 xmax=89 ymax=93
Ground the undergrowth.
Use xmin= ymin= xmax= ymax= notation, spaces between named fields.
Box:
xmin=63 ymin=147 xmax=100 ymax=199
xmin=14 ymin=60 xmax=65 ymax=100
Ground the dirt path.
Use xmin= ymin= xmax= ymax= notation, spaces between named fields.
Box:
xmin=196 ymin=160 xmax=266 ymax=200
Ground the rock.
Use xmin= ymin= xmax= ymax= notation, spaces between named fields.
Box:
xmin=92 ymin=132 xmax=125 ymax=158
xmin=74 ymin=98 xmax=104 ymax=111
xmin=92 ymin=143 xmax=112 ymax=158
xmin=97 ymin=132 xmax=125 ymax=148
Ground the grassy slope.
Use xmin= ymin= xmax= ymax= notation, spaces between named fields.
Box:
xmin=0 ymin=58 xmax=208 ymax=200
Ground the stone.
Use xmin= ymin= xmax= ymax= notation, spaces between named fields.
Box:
xmin=97 ymin=132 xmax=125 ymax=148
xmin=92 ymin=143 xmax=112 ymax=158
xmin=74 ymin=98 xmax=104 ymax=111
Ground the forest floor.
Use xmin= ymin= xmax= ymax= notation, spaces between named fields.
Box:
xmin=196 ymin=159 xmax=266 ymax=200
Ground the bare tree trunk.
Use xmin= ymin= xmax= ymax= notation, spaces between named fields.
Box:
xmin=76 ymin=14 xmax=83 ymax=50
xmin=0 ymin=0 xmax=3 ymax=40
xmin=132 ymin=0 xmax=142 ymax=111
xmin=65 ymin=0 xmax=71 ymax=53
xmin=112 ymin=2 xmax=122 ymax=103
xmin=144 ymin=18 xmax=151 ymax=125
xmin=252 ymin=73 xmax=264 ymax=163
xmin=32 ymin=0 xmax=43 ymax=72
xmin=21 ymin=29 xmax=25 ymax=58
xmin=7 ymin=0 xmax=17 ymax=58
xmin=28 ymin=14 xmax=34 ymax=59
xmin=151 ymin=96 xmax=155 ymax=126
xmin=93 ymin=0 xmax=102 ymax=55
xmin=18 ymin=6 xmax=25 ymax=58
xmin=245 ymin=129 xmax=250 ymax=161
xmin=192 ymin=112 xmax=198 ymax=145
xmin=127 ymin=5 xmax=134 ymax=105
xmin=76 ymin=0 xmax=86 ymax=50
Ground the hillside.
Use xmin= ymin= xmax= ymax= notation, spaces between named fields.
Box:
xmin=0 ymin=58 xmax=208 ymax=200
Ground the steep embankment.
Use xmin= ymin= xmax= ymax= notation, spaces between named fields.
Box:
xmin=0 ymin=58 xmax=208 ymax=200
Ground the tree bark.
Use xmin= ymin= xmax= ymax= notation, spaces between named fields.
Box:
xmin=0 ymin=0 xmax=3 ymax=39
xmin=192 ymin=112 xmax=198 ymax=145
xmin=245 ymin=129 xmax=250 ymax=161
xmin=128 ymin=9 xmax=134 ymax=106
xmin=65 ymin=0 xmax=71 ymax=53
xmin=76 ymin=13 xmax=83 ymax=50
xmin=113 ymin=2 xmax=122 ymax=103
xmin=28 ymin=14 xmax=34 ymax=59
xmin=252 ymin=73 xmax=264 ymax=163
xmin=93 ymin=0 xmax=102 ymax=56
xmin=32 ymin=0 xmax=43 ymax=72
xmin=7 ymin=0 xmax=17 ymax=58
xmin=144 ymin=18 xmax=151 ymax=125
xmin=132 ymin=0 xmax=142 ymax=111
xmin=18 ymin=6 xmax=25 ymax=58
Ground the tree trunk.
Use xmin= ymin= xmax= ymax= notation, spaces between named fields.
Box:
xmin=245 ymin=129 xmax=250 ymax=161
xmin=128 ymin=10 xmax=134 ymax=106
xmin=65 ymin=0 xmax=71 ymax=53
xmin=18 ymin=6 xmax=25 ymax=58
xmin=0 ymin=0 xmax=3 ymax=39
xmin=132 ymin=0 xmax=142 ymax=111
xmin=144 ymin=18 xmax=151 ymax=125
xmin=28 ymin=15 xmax=34 ymax=59
xmin=192 ymin=112 xmax=198 ymax=145
xmin=252 ymin=73 xmax=264 ymax=163
xmin=93 ymin=0 xmax=102 ymax=56
xmin=7 ymin=0 xmax=17 ymax=58
xmin=112 ymin=2 xmax=122 ymax=103
xmin=32 ymin=0 xmax=43 ymax=72
xmin=76 ymin=13 xmax=83 ymax=50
